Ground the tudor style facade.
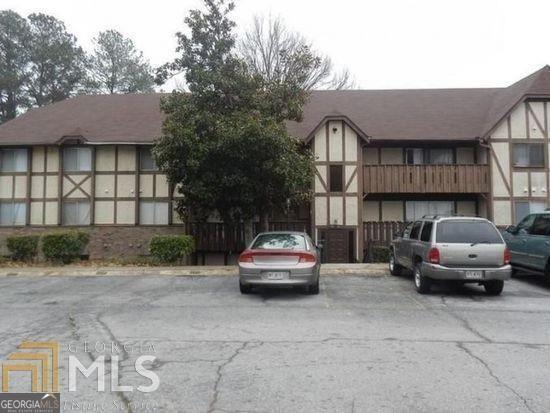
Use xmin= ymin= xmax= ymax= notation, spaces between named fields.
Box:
xmin=1 ymin=67 xmax=550 ymax=263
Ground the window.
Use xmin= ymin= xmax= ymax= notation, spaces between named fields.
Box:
xmin=428 ymin=149 xmax=453 ymax=165
xmin=436 ymin=221 xmax=502 ymax=244
xmin=409 ymin=221 xmax=422 ymax=239
xmin=252 ymin=233 xmax=307 ymax=250
xmin=516 ymin=214 xmax=536 ymax=234
xmin=406 ymin=201 xmax=454 ymax=221
xmin=63 ymin=147 xmax=92 ymax=171
xmin=0 ymin=202 xmax=26 ymax=226
xmin=63 ymin=201 xmax=90 ymax=225
xmin=0 ymin=149 xmax=27 ymax=172
xmin=139 ymin=201 xmax=169 ymax=225
xmin=329 ymin=165 xmax=343 ymax=192
xmin=420 ymin=221 xmax=433 ymax=242
xmin=513 ymin=143 xmax=544 ymax=167
xmin=402 ymin=222 xmax=413 ymax=238
xmin=140 ymin=147 xmax=158 ymax=171
xmin=530 ymin=215 xmax=550 ymax=236
xmin=514 ymin=201 xmax=546 ymax=224
xmin=405 ymin=148 xmax=453 ymax=165
xmin=405 ymin=148 xmax=423 ymax=165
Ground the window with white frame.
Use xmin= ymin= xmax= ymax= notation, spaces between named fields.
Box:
xmin=62 ymin=200 xmax=91 ymax=225
xmin=139 ymin=201 xmax=169 ymax=225
xmin=0 ymin=202 xmax=26 ymax=226
xmin=406 ymin=201 xmax=454 ymax=221
xmin=0 ymin=149 xmax=28 ymax=172
xmin=63 ymin=147 xmax=92 ymax=171
xmin=514 ymin=201 xmax=546 ymax=224
xmin=139 ymin=147 xmax=158 ymax=171
xmin=512 ymin=143 xmax=544 ymax=167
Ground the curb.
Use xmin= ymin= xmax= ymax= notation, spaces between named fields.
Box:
xmin=0 ymin=264 xmax=388 ymax=278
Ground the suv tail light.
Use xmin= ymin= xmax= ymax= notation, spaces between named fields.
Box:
xmin=428 ymin=247 xmax=440 ymax=264
xmin=238 ymin=250 xmax=254 ymax=263
xmin=503 ymin=247 xmax=511 ymax=265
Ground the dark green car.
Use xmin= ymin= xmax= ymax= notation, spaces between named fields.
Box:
xmin=503 ymin=211 xmax=550 ymax=277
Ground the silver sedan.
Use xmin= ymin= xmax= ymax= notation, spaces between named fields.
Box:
xmin=238 ymin=231 xmax=321 ymax=295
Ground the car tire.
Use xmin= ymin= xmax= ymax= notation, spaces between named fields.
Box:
xmin=239 ymin=281 xmax=252 ymax=294
xmin=414 ymin=263 xmax=431 ymax=294
xmin=389 ymin=251 xmax=404 ymax=276
xmin=484 ymin=280 xmax=504 ymax=296
xmin=305 ymin=279 xmax=320 ymax=295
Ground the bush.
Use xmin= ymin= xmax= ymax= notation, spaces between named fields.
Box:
xmin=6 ymin=235 xmax=39 ymax=261
xmin=42 ymin=231 xmax=90 ymax=264
xmin=149 ymin=235 xmax=194 ymax=264
xmin=370 ymin=246 xmax=390 ymax=263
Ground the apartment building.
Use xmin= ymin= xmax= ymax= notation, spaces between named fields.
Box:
xmin=1 ymin=67 xmax=549 ymax=263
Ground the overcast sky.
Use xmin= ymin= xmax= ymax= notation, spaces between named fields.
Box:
xmin=4 ymin=0 xmax=549 ymax=90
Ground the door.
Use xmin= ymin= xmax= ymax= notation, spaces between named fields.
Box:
xmin=507 ymin=214 xmax=536 ymax=267
xmin=402 ymin=221 xmax=423 ymax=268
xmin=395 ymin=222 xmax=413 ymax=266
xmin=526 ymin=214 xmax=550 ymax=271
xmin=323 ymin=229 xmax=352 ymax=263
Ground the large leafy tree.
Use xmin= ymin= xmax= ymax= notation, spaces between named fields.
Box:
xmin=26 ymin=13 xmax=87 ymax=107
xmin=88 ymin=30 xmax=154 ymax=94
xmin=154 ymin=0 xmax=314 ymax=232
xmin=0 ymin=10 xmax=31 ymax=123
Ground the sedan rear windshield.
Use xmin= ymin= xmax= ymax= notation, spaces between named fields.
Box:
xmin=252 ymin=234 xmax=307 ymax=250
xmin=436 ymin=221 xmax=503 ymax=244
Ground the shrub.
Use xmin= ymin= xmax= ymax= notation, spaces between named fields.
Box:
xmin=42 ymin=231 xmax=90 ymax=264
xmin=150 ymin=235 xmax=194 ymax=264
xmin=370 ymin=246 xmax=390 ymax=263
xmin=6 ymin=235 xmax=39 ymax=261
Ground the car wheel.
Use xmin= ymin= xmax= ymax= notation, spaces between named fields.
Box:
xmin=239 ymin=281 xmax=252 ymax=294
xmin=414 ymin=264 xmax=431 ymax=294
xmin=389 ymin=251 xmax=403 ymax=276
xmin=484 ymin=280 xmax=504 ymax=296
xmin=304 ymin=279 xmax=320 ymax=295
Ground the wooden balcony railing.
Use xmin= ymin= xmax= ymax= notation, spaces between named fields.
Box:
xmin=363 ymin=164 xmax=489 ymax=194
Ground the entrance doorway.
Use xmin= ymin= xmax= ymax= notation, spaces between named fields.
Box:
xmin=319 ymin=228 xmax=355 ymax=263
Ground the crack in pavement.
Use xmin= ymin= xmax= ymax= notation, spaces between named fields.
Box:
xmin=440 ymin=296 xmax=492 ymax=343
xmin=457 ymin=342 xmax=535 ymax=413
xmin=207 ymin=342 xmax=255 ymax=413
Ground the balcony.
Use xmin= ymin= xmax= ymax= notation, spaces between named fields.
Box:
xmin=363 ymin=164 xmax=490 ymax=194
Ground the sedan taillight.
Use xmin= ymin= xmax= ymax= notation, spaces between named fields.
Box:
xmin=503 ymin=247 xmax=511 ymax=265
xmin=428 ymin=247 xmax=440 ymax=264
xmin=238 ymin=251 xmax=254 ymax=263
xmin=298 ymin=252 xmax=316 ymax=263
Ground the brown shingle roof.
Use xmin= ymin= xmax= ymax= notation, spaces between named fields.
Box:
xmin=2 ymin=66 xmax=550 ymax=145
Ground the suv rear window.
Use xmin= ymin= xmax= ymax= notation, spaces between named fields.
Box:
xmin=436 ymin=221 xmax=503 ymax=244
xmin=252 ymin=234 xmax=307 ymax=250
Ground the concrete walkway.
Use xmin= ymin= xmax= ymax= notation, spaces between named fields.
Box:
xmin=0 ymin=263 xmax=388 ymax=277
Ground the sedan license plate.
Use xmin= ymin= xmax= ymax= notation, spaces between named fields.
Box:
xmin=264 ymin=271 xmax=288 ymax=280
xmin=464 ymin=270 xmax=483 ymax=279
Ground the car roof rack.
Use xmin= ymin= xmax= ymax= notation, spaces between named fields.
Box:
xmin=421 ymin=214 xmax=468 ymax=219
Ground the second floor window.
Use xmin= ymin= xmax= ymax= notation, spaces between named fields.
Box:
xmin=513 ymin=143 xmax=544 ymax=167
xmin=63 ymin=147 xmax=92 ymax=172
xmin=0 ymin=149 xmax=27 ymax=172
xmin=329 ymin=165 xmax=343 ymax=192
xmin=405 ymin=148 xmax=453 ymax=165
xmin=140 ymin=147 xmax=158 ymax=171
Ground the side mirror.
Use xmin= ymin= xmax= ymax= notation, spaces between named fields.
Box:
xmin=316 ymin=241 xmax=324 ymax=250
xmin=505 ymin=225 xmax=517 ymax=234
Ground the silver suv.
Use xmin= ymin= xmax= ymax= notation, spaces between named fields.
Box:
xmin=390 ymin=216 xmax=512 ymax=295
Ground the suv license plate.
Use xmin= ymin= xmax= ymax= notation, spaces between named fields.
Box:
xmin=464 ymin=270 xmax=483 ymax=279
xmin=264 ymin=272 xmax=287 ymax=280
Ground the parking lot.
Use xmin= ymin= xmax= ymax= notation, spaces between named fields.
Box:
xmin=1 ymin=272 xmax=550 ymax=412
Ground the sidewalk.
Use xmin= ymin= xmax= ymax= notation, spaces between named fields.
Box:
xmin=0 ymin=263 xmax=388 ymax=277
